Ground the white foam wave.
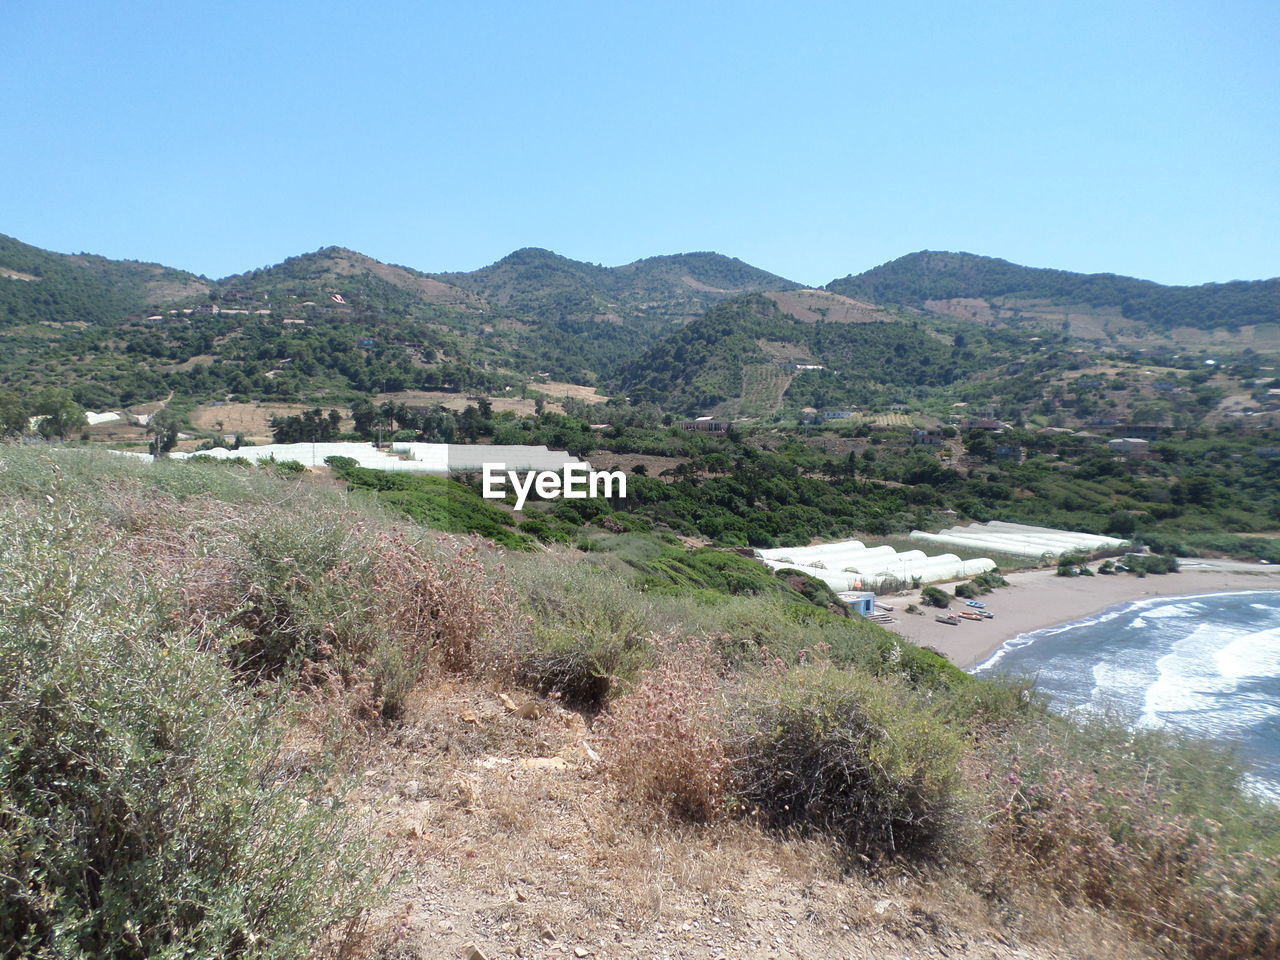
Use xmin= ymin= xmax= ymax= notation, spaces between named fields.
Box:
xmin=1243 ymin=774 xmax=1280 ymax=806
xmin=1143 ymin=601 xmax=1204 ymax=619
xmin=971 ymin=591 xmax=1278 ymax=674
xmin=1141 ymin=623 xmax=1242 ymax=724
xmin=1087 ymin=659 xmax=1156 ymax=716
xmin=1215 ymin=626 xmax=1280 ymax=681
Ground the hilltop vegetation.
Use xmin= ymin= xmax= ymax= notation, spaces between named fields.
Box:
xmin=433 ymin=246 xmax=800 ymax=327
xmin=830 ymin=250 xmax=1280 ymax=333
xmin=3 ymin=232 xmax=1277 ymax=423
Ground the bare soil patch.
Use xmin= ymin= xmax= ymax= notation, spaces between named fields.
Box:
xmin=530 ymin=381 xmax=610 ymax=404
xmin=334 ymin=681 xmax=1164 ymax=960
xmin=189 ymin=402 xmax=353 ymax=442
xmin=767 ymin=289 xmax=888 ymax=324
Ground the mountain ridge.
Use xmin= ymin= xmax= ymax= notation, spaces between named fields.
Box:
xmin=828 ymin=250 xmax=1280 ymax=334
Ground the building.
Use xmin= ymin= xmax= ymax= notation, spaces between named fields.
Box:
xmin=994 ymin=444 xmax=1024 ymax=462
xmin=911 ymin=428 xmax=945 ymax=446
xmin=842 ymin=591 xmax=877 ymax=617
xmin=678 ymin=417 xmax=729 ymax=434
xmin=1107 ymin=437 xmax=1151 ymax=458
xmin=1113 ymin=423 xmax=1164 ymax=440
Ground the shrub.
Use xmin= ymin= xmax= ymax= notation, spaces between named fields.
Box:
xmin=941 ymin=673 xmax=1045 ymax=732
xmin=270 ymin=458 xmax=307 ymax=476
xmin=231 ymin=515 xmax=516 ymax=719
xmin=921 ymin=585 xmax=951 ymax=608
xmin=510 ymin=564 xmax=655 ymax=710
xmin=728 ymin=665 xmax=962 ymax=859
xmin=983 ymin=716 xmax=1280 ymax=960
xmin=0 ymin=504 xmax=379 ymax=958
xmin=600 ymin=640 xmax=729 ymax=821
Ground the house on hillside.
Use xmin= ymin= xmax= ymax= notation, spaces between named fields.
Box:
xmin=911 ymin=428 xmax=945 ymax=446
xmin=1114 ymin=423 xmax=1164 ymax=440
xmin=679 ymin=417 xmax=729 ymax=434
xmin=994 ymin=443 xmax=1024 ymax=462
xmin=1108 ymin=437 xmax=1151 ymax=458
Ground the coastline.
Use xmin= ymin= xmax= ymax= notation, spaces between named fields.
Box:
xmin=887 ymin=558 xmax=1280 ymax=670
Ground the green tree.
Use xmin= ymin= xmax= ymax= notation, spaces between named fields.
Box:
xmin=964 ymin=430 xmax=996 ymax=460
xmin=148 ymin=408 xmax=183 ymax=457
xmin=32 ymin=388 xmax=87 ymax=440
xmin=0 ymin=391 xmax=27 ymax=436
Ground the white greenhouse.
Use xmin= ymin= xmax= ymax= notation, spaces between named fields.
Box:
xmin=755 ymin=539 xmax=996 ymax=591
xmin=908 ymin=521 xmax=1128 ymax=560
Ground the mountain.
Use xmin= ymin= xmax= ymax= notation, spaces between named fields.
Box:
xmin=0 ymin=233 xmax=208 ymax=328
xmin=0 ymin=235 xmax=805 ymax=408
xmin=215 ymin=246 xmax=485 ymax=311
xmin=433 ymin=247 xmax=801 ymax=330
xmin=828 ymin=251 xmax=1280 ymax=339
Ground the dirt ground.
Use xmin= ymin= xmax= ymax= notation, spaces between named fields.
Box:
xmin=588 ymin=454 xmax=690 ymax=479
xmin=375 ymin=391 xmax=566 ymax=417
xmin=532 ymin=381 xmax=610 ymax=404
xmin=189 ymin=402 xmax=354 ymax=443
xmin=332 ymin=682 xmax=1164 ymax=960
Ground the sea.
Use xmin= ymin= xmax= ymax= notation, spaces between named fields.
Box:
xmin=974 ymin=590 xmax=1280 ymax=802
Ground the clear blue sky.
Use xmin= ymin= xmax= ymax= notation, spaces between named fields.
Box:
xmin=2 ymin=1 xmax=1276 ymax=287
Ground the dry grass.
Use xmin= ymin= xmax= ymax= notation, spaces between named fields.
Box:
xmin=189 ymin=401 xmax=354 ymax=441
xmin=328 ymin=678 xmax=1166 ymax=960
xmin=2 ymin=448 xmax=1269 ymax=960
xmin=598 ymin=638 xmax=730 ymax=822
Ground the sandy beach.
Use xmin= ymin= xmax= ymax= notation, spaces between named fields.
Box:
xmin=887 ymin=558 xmax=1280 ymax=669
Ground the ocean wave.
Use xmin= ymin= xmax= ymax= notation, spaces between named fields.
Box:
xmin=972 ymin=590 xmax=1277 ymax=674
xmin=1215 ymin=626 xmax=1280 ymax=681
xmin=1141 ymin=623 xmax=1244 ymax=723
xmin=1243 ymin=774 xmax=1280 ymax=805
xmin=1088 ymin=658 xmax=1157 ymax=716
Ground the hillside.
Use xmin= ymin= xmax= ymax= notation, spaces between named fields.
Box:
xmin=3 ymin=446 xmax=1276 ymax=960
xmin=434 ymin=246 xmax=800 ymax=329
xmin=828 ymin=251 xmax=1280 ymax=342
xmin=0 ymin=235 xmax=808 ymax=407
xmin=216 ymin=246 xmax=486 ymax=311
xmin=4 ymin=231 xmax=1277 ymax=421
xmin=0 ymin=232 xmax=209 ymax=328
xmin=615 ymin=292 xmax=1024 ymax=416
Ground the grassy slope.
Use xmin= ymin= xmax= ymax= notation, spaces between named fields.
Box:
xmin=1 ymin=446 xmax=1277 ymax=960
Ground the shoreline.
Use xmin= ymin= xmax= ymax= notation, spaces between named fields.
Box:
xmin=886 ymin=559 xmax=1280 ymax=670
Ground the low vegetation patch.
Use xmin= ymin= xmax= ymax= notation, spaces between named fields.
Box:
xmin=0 ymin=503 xmax=379 ymax=958
xmin=728 ymin=665 xmax=962 ymax=860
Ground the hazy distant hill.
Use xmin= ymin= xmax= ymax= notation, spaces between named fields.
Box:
xmin=828 ymin=251 xmax=1280 ymax=337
